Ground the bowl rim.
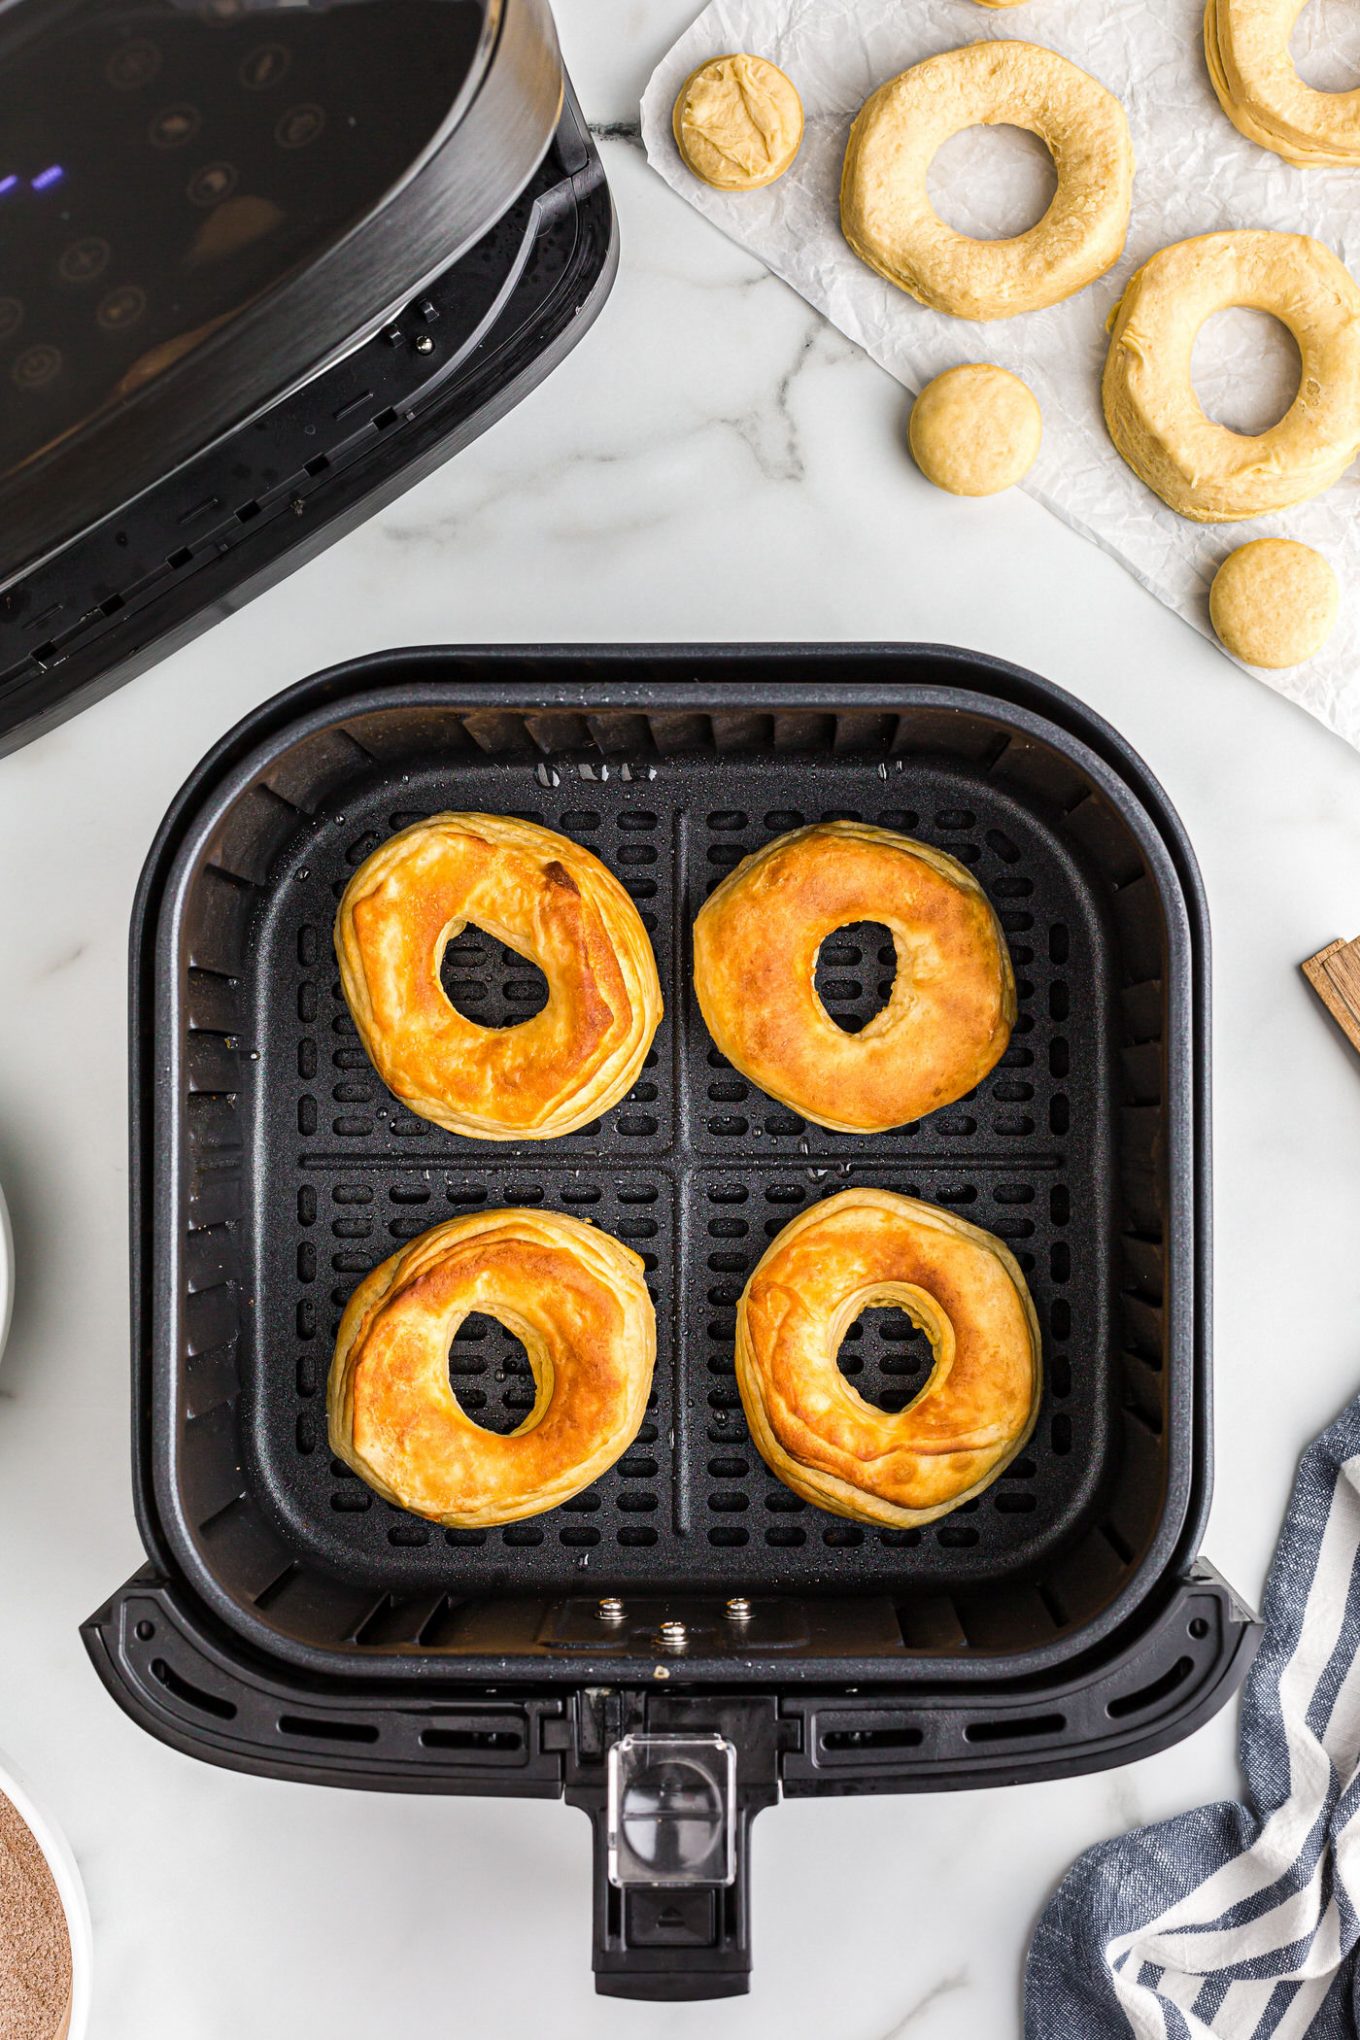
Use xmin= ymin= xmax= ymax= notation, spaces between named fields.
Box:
xmin=0 ymin=1748 xmax=93 ymax=2039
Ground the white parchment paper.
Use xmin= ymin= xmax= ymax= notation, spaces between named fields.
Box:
xmin=642 ymin=0 xmax=1360 ymax=747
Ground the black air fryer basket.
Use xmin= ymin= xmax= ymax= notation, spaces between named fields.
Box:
xmin=85 ymin=646 xmax=1259 ymax=2000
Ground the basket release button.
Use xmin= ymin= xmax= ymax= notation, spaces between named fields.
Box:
xmin=624 ymin=1888 xmax=717 ymax=1948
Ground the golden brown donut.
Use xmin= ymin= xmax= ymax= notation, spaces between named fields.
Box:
xmin=692 ymin=821 xmax=1014 ymax=1134
xmin=1205 ymin=0 xmax=1360 ymax=167
xmin=1209 ymin=538 xmax=1340 ymax=666
xmin=336 ymin=813 xmax=662 ymax=1140
xmin=736 ymin=1188 xmax=1042 ymax=1527
xmin=1104 ymin=231 xmax=1360 ymax=521
xmin=328 ymin=1209 xmax=656 ymax=1526
xmin=840 ymin=42 xmax=1134 ymax=320
xmin=672 ymin=53 xmax=804 ymax=190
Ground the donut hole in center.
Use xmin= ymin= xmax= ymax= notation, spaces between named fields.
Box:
xmin=927 ymin=124 xmax=1058 ymax=240
xmin=439 ymin=924 xmax=549 ymax=1028
xmin=1289 ymin=0 xmax=1360 ymax=92
xmin=449 ymin=1311 xmax=541 ymax=1434
xmin=813 ymin=921 xmax=896 ymax=1034
xmin=837 ymin=1306 xmax=936 ymax=1413
xmin=1192 ymin=308 xmax=1302 ymax=436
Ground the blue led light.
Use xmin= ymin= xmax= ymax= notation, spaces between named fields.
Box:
xmin=31 ymin=165 xmax=64 ymax=192
xmin=0 ymin=176 xmax=17 ymax=197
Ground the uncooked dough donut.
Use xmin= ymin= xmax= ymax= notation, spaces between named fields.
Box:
xmin=840 ymin=41 xmax=1134 ymax=320
xmin=336 ymin=813 xmax=662 ymax=1140
xmin=692 ymin=821 xmax=1015 ymax=1134
xmin=1104 ymin=231 xmax=1360 ymax=521
xmin=1209 ymin=538 xmax=1339 ymax=666
xmin=1205 ymin=0 xmax=1360 ymax=168
xmin=329 ymin=1209 xmax=656 ymax=1526
xmin=672 ymin=53 xmax=803 ymax=190
xmin=736 ymin=1188 xmax=1042 ymax=1528
xmin=909 ymin=364 xmax=1042 ymax=494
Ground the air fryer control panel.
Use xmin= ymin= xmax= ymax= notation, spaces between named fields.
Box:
xmin=1 ymin=0 xmax=483 ymax=481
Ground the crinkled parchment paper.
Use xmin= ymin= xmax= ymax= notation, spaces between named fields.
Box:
xmin=642 ymin=0 xmax=1360 ymax=747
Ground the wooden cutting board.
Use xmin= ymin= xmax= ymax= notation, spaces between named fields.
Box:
xmin=1302 ymin=936 xmax=1360 ymax=1055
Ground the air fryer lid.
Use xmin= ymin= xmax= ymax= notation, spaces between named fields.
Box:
xmin=0 ymin=0 xmax=562 ymax=584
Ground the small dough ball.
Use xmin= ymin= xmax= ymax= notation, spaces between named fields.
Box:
xmin=1209 ymin=539 xmax=1339 ymax=668
xmin=673 ymin=54 xmax=803 ymax=191
xmin=909 ymin=365 xmax=1043 ymax=497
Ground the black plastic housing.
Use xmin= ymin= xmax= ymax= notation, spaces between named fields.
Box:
xmin=86 ymin=646 xmax=1260 ymax=1998
xmin=0 ymin=85 xmax=615 ymax=755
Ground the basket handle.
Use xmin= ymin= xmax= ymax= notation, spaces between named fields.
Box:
xmin=564 ymin=1697 xmax=780 ymax=2001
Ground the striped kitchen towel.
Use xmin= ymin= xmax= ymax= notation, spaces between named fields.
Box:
xmin=1026 ymin=1395 xmax=1360 ymax=2038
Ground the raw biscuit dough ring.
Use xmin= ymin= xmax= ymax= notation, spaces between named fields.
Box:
xmin=1205 ymin=0 xmax=1360 ymax=168
xmin=691 ymin=821 xmax=1015 ymax=1134
xmin=1103 ymin=230 xmax=1360 ymax=521
xmin=328 ymin=1209 xmax=657 ymax=1526
xmin=735 ymin=1188 xmax=1043 ymax=1528
xmin=335 ymin=812 xmax=662 ymax=1141
xmin=840 ymin=41 xmax=1134 ymax=321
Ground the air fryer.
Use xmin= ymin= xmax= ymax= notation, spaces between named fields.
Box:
xmin=0 ymin=0 xmax=616 ymax=754
xmin=84 ymin=646 xmax=1262 ymax=2000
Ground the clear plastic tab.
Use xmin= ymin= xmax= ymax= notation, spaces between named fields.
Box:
xmin=606 ymin=1734 xmax=737 ymax=1889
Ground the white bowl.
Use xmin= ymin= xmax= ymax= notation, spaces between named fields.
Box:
xmin=0 ymin=1175 xmax=12 ymax=1363
xmin=0 ymin=1751 xmax=92 ymax=2039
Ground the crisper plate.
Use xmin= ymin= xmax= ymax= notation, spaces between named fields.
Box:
xmin=258 ymin=757 xmax=1106 ymax=1593
xmin=135 ymin=649 xmax=1205 ymax=1683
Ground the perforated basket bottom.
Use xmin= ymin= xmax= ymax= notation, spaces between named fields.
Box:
xmin=245 ymin=751 xmax=1114 ymax=1596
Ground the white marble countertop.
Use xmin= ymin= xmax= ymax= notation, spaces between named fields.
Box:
xmin=4 ymin=6 xmax=1360 ymax=2035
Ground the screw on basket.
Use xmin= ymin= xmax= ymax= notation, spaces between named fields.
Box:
xmin=725 ymin=1597 xmax=753 ymax=1622
xmin=653 ymin=1618 xmax=689 ymax=1653
xmin=597 ymin=1597 xmax=625 ymax=1623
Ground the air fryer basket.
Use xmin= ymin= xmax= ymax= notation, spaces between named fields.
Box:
xmin=86 ymin=647 xmax=1258 ymax=1999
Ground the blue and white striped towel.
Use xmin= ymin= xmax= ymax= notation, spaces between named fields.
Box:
xmin=1026 ymin=1396 xmax=1360 ymax=2038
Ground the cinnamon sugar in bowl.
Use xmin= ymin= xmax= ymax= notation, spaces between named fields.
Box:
xmin=0 ymin=1766 xmax=90 ymax=2040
